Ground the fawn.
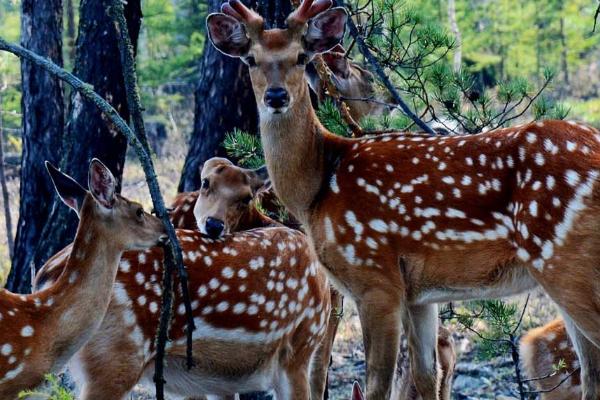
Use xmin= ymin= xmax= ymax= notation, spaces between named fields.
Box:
xmin=0 ymin=159 xmax=165 ymax=399
xmin=521 ymin=319 xmax=584 ymax=400
xmin=207 ymin=0 xmax=600 ymax=398
xmin=169 ymin=157 xmax=278 ymax=235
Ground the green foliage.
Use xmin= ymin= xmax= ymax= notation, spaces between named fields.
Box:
xmin=19 ymin=374 xmax=73 ymax=400
xmin=222 ymin=129 xmax=264 ymax=169
xmin=317 ymin=98 xmax=351 ymax=137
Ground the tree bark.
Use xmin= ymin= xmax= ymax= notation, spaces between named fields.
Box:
xmin=447 ymin=0 xmax=462 ymax=72
xmin=0 ymin=92 xmax=14 ymax=260
xmin=178 ymin=0 xmax=261 ymax=193
xmin=7 ymin=0 xmax=142 ymax=292
xmin=7 ymin=0 xmax=64 ymax=292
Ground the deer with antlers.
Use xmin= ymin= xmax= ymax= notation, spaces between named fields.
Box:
xmin=521 ymin=319 xmax=590 ymax=400
xmin=207 ymin=1 xmax=600 ymax=398
xmin=35 ymin=166 xmax=333 ymax=399
xmin=0 ymin=160 xmax=165 ymax=399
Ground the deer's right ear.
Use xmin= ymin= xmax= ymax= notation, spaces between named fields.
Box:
xmin=45 ymin=161 xmax=87 ymax=216
xmin=207 ymin=13 xmax=251 ymax=57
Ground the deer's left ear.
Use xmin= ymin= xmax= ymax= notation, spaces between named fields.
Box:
xmin=246 ymin=165 xmax=271 ymax=195
xmin=88 ymin=158 xmax=116 ymax=210
xmin=303 ymin=7 xmax=348 ymax=54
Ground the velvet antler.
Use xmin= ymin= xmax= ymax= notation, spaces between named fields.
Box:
xmin=221 ymin=0 xmax=264 ymax=33
xmin=286 ymin=0 xmax=333 ymax=28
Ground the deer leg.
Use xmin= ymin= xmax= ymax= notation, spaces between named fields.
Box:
xmin=273 ymin=366 xmax=309 ymax=400
xmin=357 ymin=290 xmax=402 ymax=400
xmin=310 ymin=289 xmax=343 ymax=400
xmin=402 ymin=304 xmax=440 ymax=400
xmin=561 ymin=313 xmax=600 ymax=400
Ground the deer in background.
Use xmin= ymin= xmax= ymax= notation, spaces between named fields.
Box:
xmin=0 ymin=160 xmax=165 ymax=399
xmin=521 ymin=319 xmax=588 ymax=400
xmin=348 ymin=325 xmax=455 ymax=400
xmin=305 ymin=44 xmax=388 ymax=122
xmin=169 ymin=157 xmax=278 ymax=235
xmin=207 ymin=1 xmax=600 ymax=398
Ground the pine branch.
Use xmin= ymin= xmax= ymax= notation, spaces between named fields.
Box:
xmin=108 ymin=1 xmax=196 ymax=397
xmin=341 ymin=1 xmax=435 ymax=135
xmin=0 ymin=39 xmax=188 ymax=400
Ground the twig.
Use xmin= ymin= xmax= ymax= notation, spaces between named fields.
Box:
xmin=593 ymin=1 xmax=600 ymax=33
xmin=313 ymin=55 xmax=363 ymax=136
xmin=0 ymin=38 xmax=188 ymax=400
xmin=522 ymin=368 xmax=580 ymax=395
xmin=341 ymin=1 xmax=435 ymax=135
xmin=108 ymin=2 xmax=197 ymax=396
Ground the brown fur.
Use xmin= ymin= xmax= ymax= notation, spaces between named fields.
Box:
xmin=35 ymin=228 xmax=331 ymax=399
xmin=0 ymin=165 xmax=164 ymax=399
xmin=207 ymin=1 xmax=600 ymax=398
xmin=521 ymin=319 xmax=581 ymax=399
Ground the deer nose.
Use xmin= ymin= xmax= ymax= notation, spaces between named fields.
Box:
xmin=205 ymin=217 xmax=225 ymax=239
xmin=264 ymin=87 xmax=289 ymax=109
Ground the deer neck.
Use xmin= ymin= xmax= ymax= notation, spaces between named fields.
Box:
xmin=36 ymin=201 xmax=123 ymax=368
xmin=258 ymin=83 xmax=329 ymax=222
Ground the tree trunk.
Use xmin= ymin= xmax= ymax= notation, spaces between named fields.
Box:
xmin=559 ymin=16 xmax=569 ymax=87
xmin=0 ymin=93 xmax=14 ymax=260
xmin=447 ymin=0 xmax=462 ymax=72
xmin=7 ymin=0 xmax=64 ymax=292
xmin=7 ymin=0 xmax=143 ymax=292
xmin=178 ymin=0 xmax=259 ymax=193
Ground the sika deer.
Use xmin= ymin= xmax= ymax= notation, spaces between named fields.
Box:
xmin=0 ymin=160 xmax=165 ymax=399
xmin=169 ymin=157 xmax=277 ymax=234
xmin=35 ymin=229 xmax=331 ymax=399
xmin=305 ymin=44 xmax=386 ymax=121
xmin=207 ymin=1 xmax=600 ymax=398
xmin=521 ymin=319 xmax=588 ymax=400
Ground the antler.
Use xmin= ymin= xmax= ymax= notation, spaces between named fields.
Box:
xmin=221 ymin=0 xmax=264 ymax=33
xmin=287 ymin=0 xmax=333 ymax=28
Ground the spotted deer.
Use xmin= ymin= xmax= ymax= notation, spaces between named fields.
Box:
xmin=305 ymin=44 xmax=386 ymax=121
xmin=521 ymin=319 xmax=586 ymax=400
xmin=0 ymin=160 xmax=165 ymax=399
xmin=169 ymin=157 xmax=278 ymax=235
xmin=35 ymin=227 xmax=331 ymax=399
xmin=207 ymin=1 xmax=600 ymax=398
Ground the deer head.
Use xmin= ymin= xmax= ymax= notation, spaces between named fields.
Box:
xmin=47 ymin=159 xmax=166 ymax=250
xmin=207 ymin=0 xmax=348 ymax=115
xmin=194 ymin=157 xmax=270 ymax=238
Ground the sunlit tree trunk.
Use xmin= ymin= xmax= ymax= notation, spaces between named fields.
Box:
xmin=447 ymin=0 xmax=462 ymax=72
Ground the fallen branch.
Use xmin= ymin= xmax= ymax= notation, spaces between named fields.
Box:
xmin=108 ymin=2 xmax=196 ymax=397
xmin=341 ymin=1 xmax=435 ymax=135
xmin=0 ymin=39 xmax=188 ymax=398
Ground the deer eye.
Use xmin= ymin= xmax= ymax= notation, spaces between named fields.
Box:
xmin=244 ymin=56 xmax=257 ymax=67
xmin=241 ymin=195 xmax=253 ymax=205
xmin=201 ymin=179 xmax=210 ymax=190
xmin=136 ymin=207 xmax=144 ymax=218
xmin=296 ymin=53 xmax=309 ymax=66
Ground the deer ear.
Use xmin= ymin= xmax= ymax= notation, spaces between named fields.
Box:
xmin=207 ymin=13 xmax=251 ymax=57
xmin=46 ymin=161 xmax=87 ymax=217
xmin=88 ymin=159 xmax=116 ymax=210
xmin=303 ymin=7 xmax=348 ymax=54
xmin=351 ymin=381 xmax=364 ymax=400
xmin=323 ymin=51 xmax=350 ymax=79
xmin=247 ymin=165 xmax=271 ymax=195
